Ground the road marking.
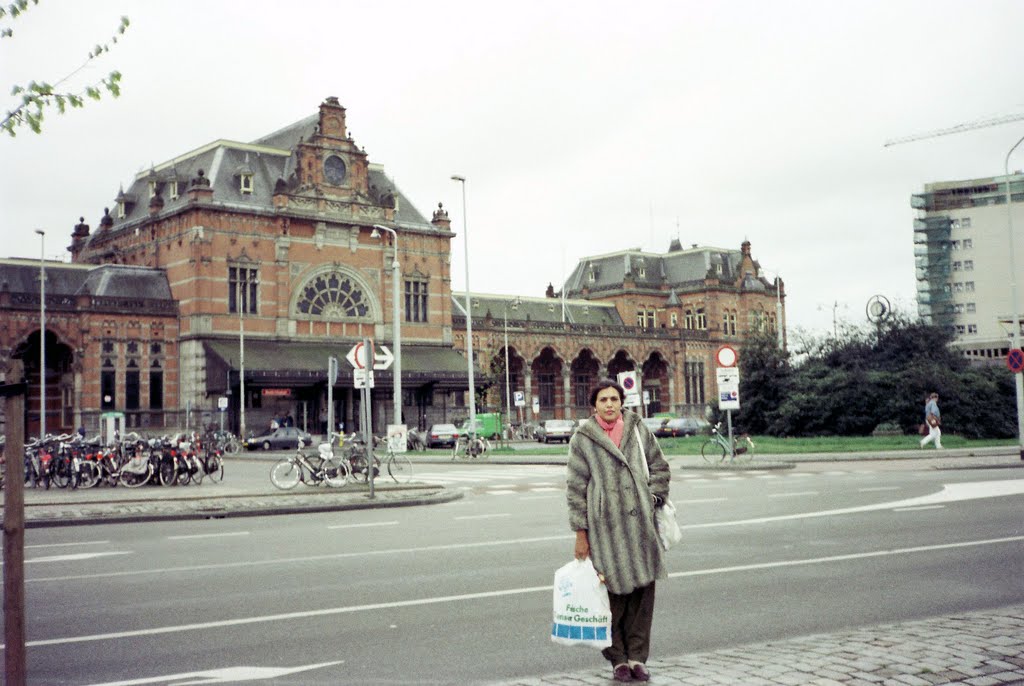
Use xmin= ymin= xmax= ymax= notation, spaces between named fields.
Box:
xmin=25 ymin=551 xmax=130 ymax=564
xmin=167 ymin=531 xmax=251 ymax=541
xmin=894 ymin=505 xmax=945 ymax=512
xmin=683 ymin=478 xmax=1024 ymax=529
xmin=327 ymin=521 xmax=399 ymax=530
xmin=485 ymin=491 xmax=517 ymax=496
xmin=859 ymin=486 xmax=901 ymax=493
xmin=677 ymin=497 xmax=728 ymax=504
xmin=455 ymin=513 xmax=512 ymax=520
xmin=17 ymin=535 xmax=1023 ymax=649
xmin=767 ymin=491 xmax=819 ymax=498
xmin=26 ymin=540 xmax=110 ymax=549
xmin=79 ymin=661 xmax=344 ymax=685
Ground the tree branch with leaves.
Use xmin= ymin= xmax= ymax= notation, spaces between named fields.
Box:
xmin=1 ymin=1 xmax=129 ymax=137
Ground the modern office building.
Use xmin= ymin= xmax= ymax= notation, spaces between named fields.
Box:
xmin=912 ymin=172 xmax=1024 ymax=360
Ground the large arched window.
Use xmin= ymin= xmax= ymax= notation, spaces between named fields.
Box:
xmin=295 ymin=269 xmax=372 ymax=319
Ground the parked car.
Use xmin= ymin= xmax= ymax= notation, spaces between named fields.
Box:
xmin=536 ymin=419 xmax=576 ymax=444
xmin=641 ymin=417 xmax=673 ymax=438
xmin=663 ymin=416 xmax=710 ymax=437
xmin=245 ymin=426 xmax=312 ymax=451
xmin=426 ymin=423 xmax=460 ymax=449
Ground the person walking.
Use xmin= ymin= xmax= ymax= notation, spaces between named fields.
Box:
xmin=566 ymin=378 xmax=670 ymax=682
xmin=920 ymin=392 xmax=943 ymax=449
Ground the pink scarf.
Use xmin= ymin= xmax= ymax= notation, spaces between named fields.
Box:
xmin=595 ymin=414 xmax=624 ymax=448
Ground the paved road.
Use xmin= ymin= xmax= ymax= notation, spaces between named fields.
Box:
xmin=9 ymin=450 xmax=1024 ymax=683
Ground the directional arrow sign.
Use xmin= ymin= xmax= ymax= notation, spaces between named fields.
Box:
xmin=374 ymin=344 xmax=395 ymax=370
xmin=345 ymin=341 xmax=372 ymax=369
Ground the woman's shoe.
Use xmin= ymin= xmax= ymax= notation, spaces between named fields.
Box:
xmin=629 ymin=663 xmax=650 ymax=681
xmin=613 ymin=663 xmax=633 ymax=682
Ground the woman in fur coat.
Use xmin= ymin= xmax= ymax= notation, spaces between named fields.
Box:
xmin=566 ymin=378 xmax=671 ymax=682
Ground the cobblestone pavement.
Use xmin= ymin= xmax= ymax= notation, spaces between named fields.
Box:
xmin=490 ymin=605 xmax=1024 ymax=686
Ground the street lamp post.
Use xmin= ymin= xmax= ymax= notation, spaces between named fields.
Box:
xmin=1004 ymin=134 xmax=1024 ymax=460
xmin=503 ymin=298 xmax=520 ymax=437
xmin=451 ymin=175 xmax=476 ymax=437
xmin=371 ymin=224 xmax=402 ymax=427
xmin=239 ymin=296 xmax=246 ymax=441
xmin=34 ymin=229 xmax=45 ymax=439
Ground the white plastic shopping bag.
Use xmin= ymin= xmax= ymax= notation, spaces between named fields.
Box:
xmin=550 ymin=558 xmax=612 ymax=649
xmin=655 ymin=499 xmax=683 ymax=551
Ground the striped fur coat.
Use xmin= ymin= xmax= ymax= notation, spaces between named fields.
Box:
xmin=566 ymin=410 xmax=670 ymax=595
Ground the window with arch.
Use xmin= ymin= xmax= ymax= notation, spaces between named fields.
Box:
xmin=296 ymin=270 xmax=371 ymax=319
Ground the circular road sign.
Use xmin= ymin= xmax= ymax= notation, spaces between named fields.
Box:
xmin=1008 ymin=348 xmax=1024 ymax=374
xmin=716 ymin=345 xmax=738 ymax=367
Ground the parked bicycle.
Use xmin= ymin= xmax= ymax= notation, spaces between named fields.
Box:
xmin=701 ymin=422 xmax=755 ymax=464
xmin=374 ymin=436 xmax=413 ymax=484
xmin=452 ymin=433 xmax=489 ymax=460
xmin=270 ymin=440 xmax=349 ymax=490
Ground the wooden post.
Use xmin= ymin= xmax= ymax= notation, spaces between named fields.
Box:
xmin=3 ymin=360 xmax=27 ymax=686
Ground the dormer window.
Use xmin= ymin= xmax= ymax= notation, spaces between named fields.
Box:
xmin=637 ymin=260 xmax=646 ymax=278
xmin=169 ymin=180 xmax=180 ymax=200
xmin=148 ymin=180 xmax=158 ymax=199
xmin=240 ymin=173 xmax=254 ymax=195
xmin=588 ymin=268 xmax=596 ymax=283
xmin=116 ymin=201 xmax=126 ymax=219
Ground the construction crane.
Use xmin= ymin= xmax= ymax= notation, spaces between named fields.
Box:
xmin=884 ymin=111 xmax=1024 ymax=147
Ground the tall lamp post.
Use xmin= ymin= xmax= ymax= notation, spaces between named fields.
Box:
xmin=371 ymin=224 xmax=402 ymax=426
xmin=34 ymin=229 xmax=45 ymax=439
xmin=503 ymin=298 xmax=521 ymax=435
xmin=451 ymin=175 xmax=476 ymax=436
xmin=239 ymin=292 xmax=246 ymax=441
xmin=1004 ymin=134 xmax=1024 ymax=460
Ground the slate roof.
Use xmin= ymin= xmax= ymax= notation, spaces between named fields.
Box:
xmin=83 ymin=107 xmax=433 ymax=251
xmin=563 ymin=242 xmax=769 ymax=296
xmin=0 ymin=259 xmax=173 ymax=300
xmin=452 ymin=292 xmax=623 ymax=326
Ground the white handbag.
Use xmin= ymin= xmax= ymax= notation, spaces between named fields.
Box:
xmin=635 ymin=427 xmax=682 ymax=551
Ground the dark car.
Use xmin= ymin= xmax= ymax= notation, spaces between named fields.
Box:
xmin=536 ymin=419 xmax=576 ymax=444
xmin=664 ymin=416 xmax=710 ymax=437
xmin=426 ymin=423 xmax=459 ymax=449
xmin=642 ymin=417 xmax=672 ymax=438
xmin=245 ymin=426 xmax=312 ymax=451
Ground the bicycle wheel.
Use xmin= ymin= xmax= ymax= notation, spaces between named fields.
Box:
xmin=270 ymin=458 xmax=301 ymax=490
xmin=205 ymin=454 xmax=225 ymax=482
xmin=78 ymin=461 xmax=100 ymax=489
xmin=451 ymin=440 xmax=462 ymax=461
xmin=51 ymin=460 xmax=72 ymax=489
xmin=701 ymin=439 xmax=727 ymax=464
xmin=189 ymin=458 xmax=204 ymax=485
xmin=733 ymin=438 xmax=754 ymax=463
xmin=158 ymin=458 xmax=177 ymax=486
xmin=117 ymin=466 xmax=150 ymax=488
xmin=224 ymin=438 xmax=240 ymax=455
xmin=387 ymin=454 xmax=412 ymax=483
xmin=321 ymin=456 xmax=349 ymax=487
xmin=348 ymin=453 xmax=368 ymax=482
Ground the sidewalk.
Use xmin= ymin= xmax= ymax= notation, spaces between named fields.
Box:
xmin=490 ymin=604 xmax=1024 ymax=686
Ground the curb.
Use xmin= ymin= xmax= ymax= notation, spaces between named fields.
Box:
xmin=22 ymin=486 xmax=463 ymax=529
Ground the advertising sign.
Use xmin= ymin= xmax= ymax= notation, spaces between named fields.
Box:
xmin=387 ymin=424 xmax=408 ymax=453
xmin=716 ymin=367 xmax=740 ymax=410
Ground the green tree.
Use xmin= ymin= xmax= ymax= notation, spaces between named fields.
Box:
xmin=2 ymin=1 xmax=129 ymax=136
xmin=740 ymin=316 xmax=1017 ymax=439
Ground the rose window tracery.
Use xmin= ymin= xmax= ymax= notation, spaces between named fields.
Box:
xmin=296 ymin=270 xmax=370 ymax=319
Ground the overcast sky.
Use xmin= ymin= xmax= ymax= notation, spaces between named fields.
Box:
xmin=3 ymin=0 xmax=1023 ymax=338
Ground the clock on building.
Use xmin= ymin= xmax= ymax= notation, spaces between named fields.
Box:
xmin=324 ymin=155 xmax=347 ymax=185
